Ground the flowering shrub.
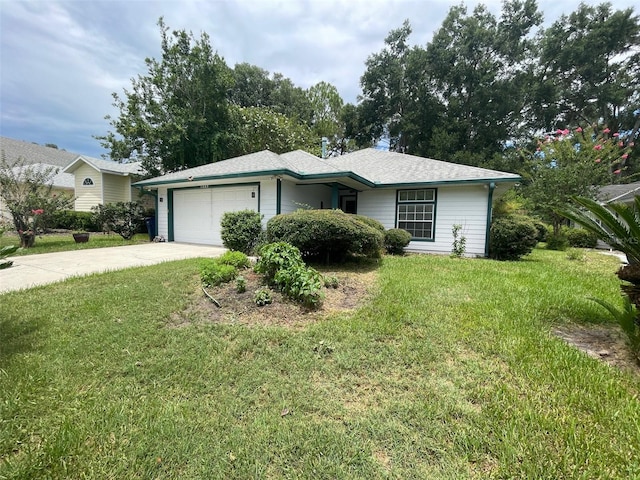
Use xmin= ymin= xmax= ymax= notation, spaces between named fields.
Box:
xmin=522 ymin=126 xmax=634 ymax=237
xmin=0 ymin=157 xmax=74 ymax=248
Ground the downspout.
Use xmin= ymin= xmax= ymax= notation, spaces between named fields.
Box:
xmin=276 ymin=178 xmax=282 ymax=215
xmin=484 ymin=182 xmax=496 ymax=257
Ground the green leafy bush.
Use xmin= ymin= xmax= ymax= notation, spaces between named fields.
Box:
xmin=450 ymin=224 xmax=466 ymax=258
xmin=267 ymin=209 xmax=383 ymax=262
xmin=51 ymin=210 xmax=100 ymax=232
xmin=200 ymin=260 xmax=237 ymax=287
xmin=566 ymin=228 xmax=598 ymax=248
xmin=384 ymin=228 xmax=412 ymax=255
xmin=274 ymin=263 xmax=325 ymax=308
xmin=546 ymin=232 xmax=569 ymax=251
xmin=91 ymin=202 xmax=146 ymax=240
xmin=220 ymin=210 xmax=263 ymax=254
xmin=254 ymin=287 xmax=273 ymax=306
xmin=352 ymin=214 xmax=385 ymax=232
xmin=216 ymin=250 xmax=250 ymax=269
xmin=532 ymin=220 xmax=549 ymax=243
xmin=324 ymin=275 xmax=339 ymax=289
xmin=489 ymin=215 xmax=538 ymax=260
xmin=254 ymin=242 xmax=304 ymax=283
xmin=236 ymin=276 xmax=247 ymax=293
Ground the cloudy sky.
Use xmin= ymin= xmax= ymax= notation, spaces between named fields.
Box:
xmin=1 ymin=0 xmax=637 ymax=158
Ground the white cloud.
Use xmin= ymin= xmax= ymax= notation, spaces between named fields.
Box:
xmin=1 ymin=0 xmax=638 ymax=157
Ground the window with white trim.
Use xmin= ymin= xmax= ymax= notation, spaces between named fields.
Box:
xmin=82 ymin=177 xmax=94 ymax=186
xmin=397 ymin=189 xmax=436 ymax=240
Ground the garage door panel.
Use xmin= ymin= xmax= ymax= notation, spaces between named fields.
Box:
xmin=173 ymin=186 xmax=258 ymax=245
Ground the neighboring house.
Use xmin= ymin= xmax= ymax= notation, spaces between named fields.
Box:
xmin=62 ymin=156 xmax=145 ymax=211
xmin=0 ymin=136 xmax=145 ymax=216
xmin=598 ymin=182 xmax=640 ymax=206
xmin=134 ymin=148 xmax=521 ymax=256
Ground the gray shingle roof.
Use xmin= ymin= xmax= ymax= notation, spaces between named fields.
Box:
xmin=135 ymin=148 xmax=521 ymax=187
xmin=325 ymin=148 xmax=520 ymax=184
xmin=598 ymin=182 xmax=640 ymax=203
xmin=65 ymin=155 xmax=143 ymax=175
xmin=1 ymin=137 xmax=78 ymax=168
xmin=11 ymin=163 xmax=75 ymax=189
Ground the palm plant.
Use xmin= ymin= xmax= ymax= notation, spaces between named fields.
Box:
xmin=559 ymin=195 xmax=640 ymax=362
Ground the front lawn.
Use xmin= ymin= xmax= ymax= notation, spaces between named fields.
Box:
xmin=0 ymin=232 xmax=150 ymax=255
xmin=1 ymin=249 xmax=638 ymax=478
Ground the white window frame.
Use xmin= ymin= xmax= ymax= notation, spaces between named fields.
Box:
xmin=396 ymin=188 xmax=437 ymax=241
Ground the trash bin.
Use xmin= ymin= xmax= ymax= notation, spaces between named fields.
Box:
xmin=145 ymin=217 xmax=156 ymax=241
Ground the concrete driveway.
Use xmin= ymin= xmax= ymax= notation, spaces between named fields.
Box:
xmin=0 ymin=243 xmax=226 ymax=294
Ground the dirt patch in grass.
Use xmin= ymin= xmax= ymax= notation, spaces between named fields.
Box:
xmin=553 ymin=324 xmax=639 ymax=374
xmin=170 ymin=268 xmax=378 ymax=329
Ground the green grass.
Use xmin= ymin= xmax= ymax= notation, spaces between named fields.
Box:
xmin=0 ymin=233 xmax=149 ymax=255
xmin=1 ymin=248 xmax=639 ymax=478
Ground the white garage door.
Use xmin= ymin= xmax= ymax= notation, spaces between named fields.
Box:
xmin=173 ymin=185 xmax=259 ymax=245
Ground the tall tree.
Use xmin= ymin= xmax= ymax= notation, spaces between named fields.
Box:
xmin=425 ymin=0 xmax=542 ymax=165
xmin=97 ymin=18 xmax=233 ymax=176
xmin=536 ymin=3 xmax=640 ymax=134
xmin=358 ymin=20 xmax=414 ymax=151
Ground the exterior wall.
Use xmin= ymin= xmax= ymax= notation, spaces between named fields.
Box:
xmin=74 ymin=164 xmax=102 ymax=211
xmin=280 ymin=182 xmax=332 ymax=214
xmin=155 ymin=176 xmax=279 ymax=241
xmin=157 ymin=187 xmax=169 ymax=239
xmin=357 ymin=184 xmax=491 ymax=257
xmin=102 ymin=173 xmax=131 ymax=204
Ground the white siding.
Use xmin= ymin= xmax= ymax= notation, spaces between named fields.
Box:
xmin=73 ymin=164 xmax=101 ymax=211
xmin=357 ymin=189 xmax=397 ymax=228
xmin=280 ymin=182 xmax=332 ymax=214
xmin=357 ymin=185 xmax=490 ymax=257
xmin=260 ymin=177 xmax=278 ymax=225
xmin=157 ymin=187 xmax=169 ymax=239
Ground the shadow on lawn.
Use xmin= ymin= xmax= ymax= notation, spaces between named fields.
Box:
xmin=0 ymin=314 xmax=44 ymax=364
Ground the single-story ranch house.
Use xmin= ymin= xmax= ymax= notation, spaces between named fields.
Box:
xmin=134 ymin=148 xmax=521 ymax=256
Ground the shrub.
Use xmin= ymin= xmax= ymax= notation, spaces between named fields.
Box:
xmin=236 ymin=276 xmax=247 ymax=293
xmin=91 ymin=202 xmax=146 ymax=240
xmin=489 ymin=215 xmax=538 ymax=261
xmin=254 ymin=242 xmax=304 ymax=283
xmin=220 ymin=210 xmax=263 ymax=254
xmin=567 ymin=228 xmax=598 ymax=248
xmin=324 ymin=275 xmax=339 ymax=289
xmin=532 ymin=220 xmax=549 ymax=243
xmin=274 ymin=263 xmax=325 ymax=308
xmin=267 ymin=209 xmax=383 ymax=262
xmin=254 ymin=287 xmax=273 ymax=306
xmin=546 ymin=232 xmax=569 ymax=251
xmin=200 ymin=260 xmax=237 ymax=287
xmin=384 ymin=228 xmax=412 ymax=255
xmin=352 ymin=214 xmax=385 ymax=232
xmin=216 ymin=250 xmax=250 ymax=269
xmin=51 ymin=210 xmax=100 ymax=232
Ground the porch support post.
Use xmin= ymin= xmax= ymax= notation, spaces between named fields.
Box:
xmin=331 ymin=183 xmax=339 ymax=209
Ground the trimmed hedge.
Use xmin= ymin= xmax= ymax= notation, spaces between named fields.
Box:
xmin=220 ymin=210 xmax=263 ymax=254
xmin=384 ymin=228 xmax=412 ymax=255
xmin=567 ymin=228 xmax=598 ymax=248
xmin=51 ymin=210 xmax=100 ymax=232
xmin=489 ymin=215 xmax=538 ymax=260
xmin=266 ymin=209 xmax=383 ymax=262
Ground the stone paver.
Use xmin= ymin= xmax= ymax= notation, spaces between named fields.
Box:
xmin=0 ymin=243 xmax=226 ymax=294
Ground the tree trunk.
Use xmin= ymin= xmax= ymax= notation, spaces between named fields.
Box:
xmin=20 ymin=233 xmax=35 ymax=248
